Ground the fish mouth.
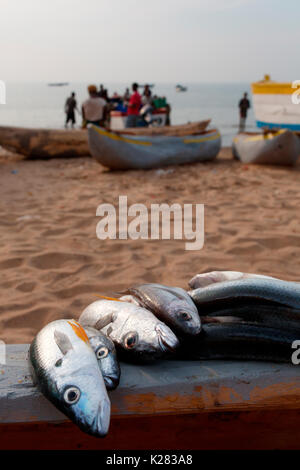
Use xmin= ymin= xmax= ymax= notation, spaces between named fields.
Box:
xmin=188 ymin=319 xmax=202 ymax=336
xmin=89 ymin=398 xmax=111 ymax=437
xmin=156 ymin=324 xmax=179 ymax=353
xmin=103 ymin=375 xmax=120 ymax=391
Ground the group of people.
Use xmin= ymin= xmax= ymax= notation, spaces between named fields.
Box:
xmin=64 ymin=85 xmax=108 ymax=129
xmin=64 ymin=83 xmax=169 ymax=129
xmin=65 ymin=84 xmax=250 ymax=132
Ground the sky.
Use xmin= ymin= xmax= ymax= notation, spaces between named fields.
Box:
xmin=0 ymin=0 xmax=299 ymax=83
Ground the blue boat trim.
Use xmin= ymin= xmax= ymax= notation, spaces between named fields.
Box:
xmin=256 ymin=121 xmax=300 ymax=131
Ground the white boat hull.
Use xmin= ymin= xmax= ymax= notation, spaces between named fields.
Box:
xmin=232 ymin=130 xmax=300 ymax=166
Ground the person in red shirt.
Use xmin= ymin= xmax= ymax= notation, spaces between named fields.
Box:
xmin=126 ymin=82 xmax=142 ymax=128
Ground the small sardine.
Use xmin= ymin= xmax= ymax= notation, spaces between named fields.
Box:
xmin=84 ymin=326 xmax=120 ymax=390
xmin=29 ymin=319 xmax=111 ymax=437
xmin=79 ymin=299 xmax=179 ymax=363
xmin=123 ymin=283 xmax=201 ymax=336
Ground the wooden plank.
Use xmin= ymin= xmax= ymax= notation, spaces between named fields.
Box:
xmin=1 ymin=345 xmax=300 ymax=427
xmin=2 ymin=410 xmax=300 ymax=450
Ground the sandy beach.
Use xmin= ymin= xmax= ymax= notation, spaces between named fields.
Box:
xmin=1 ymin=149 xmax=300 ymax=344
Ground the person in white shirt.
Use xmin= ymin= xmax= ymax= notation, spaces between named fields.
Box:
xmin=82 ymin=85 xmax=107 ymax=127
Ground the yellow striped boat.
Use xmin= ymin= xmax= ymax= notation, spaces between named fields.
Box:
xmin=232 ymin=129 xmax=300 ymax=166
xmin=88 ymin=124 xmax=221 ymax=170
xmin=251 ymin=75 xmax=300 ymax=131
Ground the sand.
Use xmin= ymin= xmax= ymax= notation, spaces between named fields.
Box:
xmin=0 ymin=148 xmax=300 ymax=344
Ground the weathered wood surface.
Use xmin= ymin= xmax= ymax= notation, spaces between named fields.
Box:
xmin=1 ymin=345 xmax=300 ymax=449
xmin=0 ymin=126 xmax=90 ymax=159
xmin=1 ymin=344 xmax=300 ymax=425
xmin=2 ymin=410 xmax=300 ymax=449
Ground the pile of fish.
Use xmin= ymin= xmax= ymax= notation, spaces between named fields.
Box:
xmin=29 ymin=270 xmax=300 ymax=437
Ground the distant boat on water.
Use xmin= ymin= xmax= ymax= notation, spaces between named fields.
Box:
xmin=176 ymin=84 xmax=187 ymax=92
xmin=48 ymin=82 xmax=69 ymax=87
xmin=139 ymin=84 xmax=155 ymax=88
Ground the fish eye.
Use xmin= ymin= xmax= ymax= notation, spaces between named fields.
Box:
xmin=96 ymin=346 xmax=108 ymax=359
xmin=124 ymin=332 xmax=138 ymax=349
xmin=179 ymin=311 xmax=192 ymax=321
xmin=63 ymin=386 xmax=81 ymax=405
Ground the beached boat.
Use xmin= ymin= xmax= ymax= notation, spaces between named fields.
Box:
xmin=0 ymin=121 xmax=212 ymax=160
xmin=251 ymin=75 xmax=300 ymax=131
xmin=232 ymin=129 xmax=300 ymax=166
xmin=0 ymin=126 xmax=89 ymax=159
xmin=1 ymin=344 xmax=300 ymax=450
xmin=88 ymin=124 xmax=221 ymax=170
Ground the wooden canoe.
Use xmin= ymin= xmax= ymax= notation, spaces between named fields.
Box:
xmin=0 ymin=121 xmax=211 ymax=160
xmin=88 ymin=125 xmax=221 ymax=170
xmin=232 ymin=129 xmax=300 ymax=166
xmin=0 ymin=126 xmax=89 ymax=159
xmin=1 ymin=344 xmax=300 ymax=450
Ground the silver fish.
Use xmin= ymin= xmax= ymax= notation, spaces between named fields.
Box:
xmin=122 ymin=283 xmax=201 ymax=336
xmin=29 ymin=319 xmax=111 ymax=437
xmin=188 ymin=271 xmax=276 ymax=289
xmin=79 ymin=299 xmax=179 ymax=363
xmin=189 ymin=278 xmax=300 ymax=309
xmin=84 ymin=326 xmax=120 ymax=390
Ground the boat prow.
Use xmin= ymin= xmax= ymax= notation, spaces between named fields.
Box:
xmin=232 ymin=130 xmax=300 ymax=166
xmin=88 ymin=124 xmax=221 ymax=170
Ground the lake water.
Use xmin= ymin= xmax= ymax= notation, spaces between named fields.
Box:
xmin=0 ymin=82 xmax=257 ymax=147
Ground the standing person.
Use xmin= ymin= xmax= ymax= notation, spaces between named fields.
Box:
xmin=98 ymin=84 xmax=105 ymax=98
xmin=142 ymin=85 xmax=152 ymax=105
xmin=143 ymin=84 xmax=152 ymax=99
xmin=64 ymin=92 xmax=77 ymax=129
xmin=81 ymin=85 xmax=107 ymax=128
xmin=102 ymin=89 xmax=109 ymax=102
xmin=126 ymin=82 xmax=142 ymax=128
xmin=140 ymin=86 xmax=154 ymax=126
xmin=238 ymin=92 xmax=250 ymax=132
xmin=123 ymin=87 xmax=130 ymax=104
